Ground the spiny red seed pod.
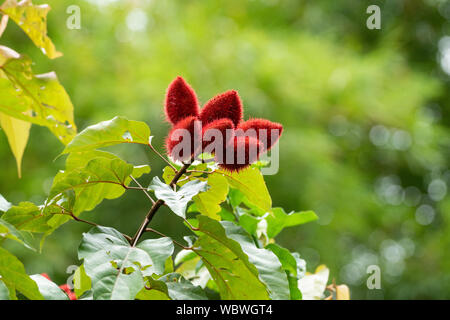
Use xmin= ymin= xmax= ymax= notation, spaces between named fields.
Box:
xmin=217 ymin=136 xmax=263 ymax=172
xmin=199 ymin=90 xmax=243 ymax=127
xmin=165 ymin=116 xmax=202 ymax=162
xmin=237 ymin=118 xmax=283 ymax=152
xmin=59 ymin=284 xmax=77 ymax=300
xmin=165 ymin=76 xmax=199 ymax=125
xmin=202 ymin=118 xmax=235 ymax=152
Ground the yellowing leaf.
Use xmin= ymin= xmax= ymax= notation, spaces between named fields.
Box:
xmin=0 ymin=46 xmax=76 ymax=145
xmin=336 ymin=284 xmax=350 ymax=300
xmin=218 ymin=167 xmax=271 ymax=212
xmin=0 ymin=112 xmax=31 ymax=177
xmin=0 ymin=0 xmax=62 ymax=59
xmin=193 ymin=173 xmax=229 ymax=220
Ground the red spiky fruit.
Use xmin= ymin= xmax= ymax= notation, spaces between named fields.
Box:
xmin=199 ymin=90 xmax=243 ymax=127
xmin=165 ymin=116 xmax=202 ymax=162
xmin=237 ymin=118 xmax=283 ymax=152
xmin=165 ymin=76 xmax=199 ymax=125
xmin=217 ymin=136 xmax=263 ymax=172
xmin=202 ymin=118 xmax=235 ymax=152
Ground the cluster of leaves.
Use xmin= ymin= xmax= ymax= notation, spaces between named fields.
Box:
xmin=0 ymin=0 xmax=76 ymax=177
xmin=1 ymin=115 xmax=331 ymax=300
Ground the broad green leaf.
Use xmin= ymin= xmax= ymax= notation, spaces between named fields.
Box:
xmin=0 ymin=46 xmax=76 ymax=144
xmin=221 ymin=220 xmax=290 ymax=300
xmin=266 ymin=208 xmax=318 ymax=238
xmin=0 ymin=218 xmax=35 ymax=250
xmin=193 ymin=173 xmax=229 ymax=220
xmin=266 ymin=243 xmax=302 ymax=300
xmin=0 ymin=280 xmax=9 ymax=300
xmin=0 ymin=0 xmax=62 ymax=59
xmin=73 ymin=264 xmax=91 ymax=298
xmin=138 ymin=273 xmax=207 ymax=300
xmin=218 ymin=167 xmax=271 ymax=212
xmin=148 ymin=176 xmax=208 ymax=218
xmin=0 ymin=193 xmax=11 ymax=212
xmin=175 ymin=256 xmax=211 ymax=288
xmin=0 ymin=247 xmax=43 ymax=300
xmin=1 ymin=202 xmax=52 ymax=233
xmin=30 ymin=274 xmax=68 ymax=300
xmin=136 ymin=237 xmax=174 ymax=275
xmin=0 ymin=112 xmax=31 ymax=177
xmin=47 ymin=156 xmax=149 ymax=225
xmin=78 ymin=226 xmax=170 ymax=300
xmin=192 ymin=215 xmax=289 ymax=299
xmin=62 ymin=116 xmax=150 ymax=154
xmin=160 ymin=273 xmax=208 ymax=300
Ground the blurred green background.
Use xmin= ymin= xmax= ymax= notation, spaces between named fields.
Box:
xmin=1 ymin=0 xmax=449 ymax=299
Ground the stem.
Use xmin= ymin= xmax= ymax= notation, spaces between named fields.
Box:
xmin=130 ymin=175 xmax=156 ymax=204
xmin=130 ymin=161 xmax=192 ymax=246
xmin=148 ymin=143 xmax=177 ymax=171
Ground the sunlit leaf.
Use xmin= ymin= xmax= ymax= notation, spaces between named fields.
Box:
xmin=266 ymin=243 xmax=302 ymax=300
xmin=193 ymin=173 xmax=229 ymax=220
xmin=148 ymin=176 xmax=208 ymax=218
xmin=73 ymin=264 xmax=91 ymax=299
xmin=0 ymin=247 xmax=43 ymax=300
xmin=0 ymin=46 xmax=76 ymax=144
xmin=1 ymin=202 xmax=52 ymax=233
xmin=192 ymin=215 xmax=289 ymax=299
xmin=218 ymin=167 xmax=271 ymax=212
xmin=30 ymin=274 xmax=68 ymax=300
xmin=266 ymin=208 xmax=318 ymax=238
xmin=78 ymin=226 xmax=172 ymax=300
xmin=0 ymin=112 xmax=31 ymax=177
xmin=0 ymin=218 xmax=35 ymax=250
xmin=62 ymin=116 xmax=150 ymax=155
xmin=0 ymin=0 xmax=62 ymax=59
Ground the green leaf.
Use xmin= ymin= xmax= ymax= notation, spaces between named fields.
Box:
xmin=1 ymin=202 xmax=52 ymax=233
xmin=136 ymin=237 xmax=174 ymax=275
xmin=148 ymin=176 xmax=208 ymax=218
xmin=0 ymin=193 xmax=11 ymax=212
xmin=266 ymin=208 xmax=318 ymax=238
xmin=0 ymin=112 xmax=31 ymax=177
xmin=0 ymin=247 xmax=43 ymax=300
xmin=266 ymin=243 xmax=302 ymax=300
xmin=0 ymin=218 xmax=35 ymax=250
xmin=160 ymin=273 xmax=208 ymax=300
xmin=0 ymin=280 xmax=9 ymax=300
xmin=73 ymin=264 xmax=91 ymax=298
xmin=218 ymin=167 xmax=271 ymax=212
xmin=193 ymin=173 xmax=229 ymax=220
xmin=78 ymin=226 xmax=171 ymax=300
xmin=62 ymin=116 xmax=150 ymax=155
xmin=0 ymin=46 xmax=76 ymax=144
xmin=192 ymin=215 xmax=289 ymax=299
xmin=30 ymin=274 xmax=68 ymax=300
xmin=0 ymin=0 xmax=62 ymax=59
xmin=46 ymin=155 xmax=149 ymax=230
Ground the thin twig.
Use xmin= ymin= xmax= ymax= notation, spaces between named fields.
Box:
xmin=130 ymin=175 xmax=155 ymax=204
xmin=186 ymin=170 xmax=214 ymax=175
xmin=130 ymin=160 xmax=192 ymax=246
xmin=148 ymin=143 xmax=177 ymax=172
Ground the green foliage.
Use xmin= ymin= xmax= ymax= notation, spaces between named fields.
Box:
xmin=0 ymin=247 xmax=43 ymax=300
xmin=62 ymin=116 xmax=150 ymax=154
xmin=0 ymin=0 xmax=61 ymax=59
xmin=30 ymin=274 xmax=68 ymax=300
xmin=148 ymin=176 xmax=208 ymax=218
